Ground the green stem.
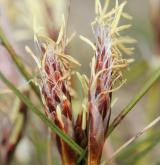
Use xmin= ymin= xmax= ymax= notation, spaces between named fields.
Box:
xmin=47 ymin=129 xmax=52 ymax=165
xmin=0 ymin=71 xmax=84 ymax=155
xmin=107 ymin=68 xmax=160 ymax=136
xmin=77 ymin=149 xmax=87 ymax=164
xmin=0 ymin=26 xmax=40 ymax=99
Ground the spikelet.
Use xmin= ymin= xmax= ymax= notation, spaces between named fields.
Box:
xmin=86 ymin=0 xmax=135 ymax=164
xmin=26 ymin=20 xmax=80 ymax=164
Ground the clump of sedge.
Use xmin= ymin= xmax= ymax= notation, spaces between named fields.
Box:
xmin=26 ymin=0 xmax=135 ymax=164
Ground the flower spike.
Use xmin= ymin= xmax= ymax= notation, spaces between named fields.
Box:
xmin=27 ymin=20 xmax=81 ymax=164
xmin=87 ymin=0 xmax=135 ymax=164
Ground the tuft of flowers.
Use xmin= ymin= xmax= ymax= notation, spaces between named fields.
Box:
xmin=26 ymin=0 xmax=135 ymax=164
xmin=26 ymin=21 xmax=81 ymax=165
xmin=80 ymin=0 xmax=135 ymax=164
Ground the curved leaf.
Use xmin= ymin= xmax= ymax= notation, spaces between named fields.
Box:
xmin=0 ymin=71 xmax=84 ymax=155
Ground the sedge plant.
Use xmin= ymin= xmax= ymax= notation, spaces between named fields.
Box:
xmin=0 ymin=0 xmax=160 ymax=165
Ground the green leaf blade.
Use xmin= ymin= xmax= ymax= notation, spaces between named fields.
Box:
xmin=0 ymin=26 xmax=40 ymax=99
xmin=0 ymin=71 xmax=84 ymax=155
xmin=108 ymin=68 xmax=160 ymax=136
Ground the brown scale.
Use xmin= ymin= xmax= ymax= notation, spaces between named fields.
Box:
xmin=62 ymin=83 xmax=71 ymax=102
xmin=95 ymin=54 xmax=105 ymax=73
xmin=52 ymin=62 xmax=57 ymax=71
xmin=53 ymin=91 xmax=61 ymax=103
xmin=95 ymin=55 xmax=101 ymax=72
xmin=89 ymin=135 xmax=103 ymax=165
xmin=74 ymin=115 xmax=87 ymax=147
xmin=61 ymin=82 xmax=67 ymax=95
xmin=104 ymin=54 xmax=110 ymax=69
xmin=42 ymin=84 xmax=57 ymax=113
xmin=45 ymin=64 xmax=50 ymax=75
xmin=54 ymin=71 xmax=61 ymax=82
xmin=89 ymin=96 xmax=105 ymax=161
xmin=46 ymin=97 xmax=56 ymax=113
xmin=100 ymin=47 xmax=105 ymax=62
xmin=46 ymin=81 xmax=53 ymax=92
xmin=75 ymin=115 xmax=82 ymax=138
xmin=98 ymin=94 xmax=109 ymax=120
xmin=103 ymin=71 xmax=110 ymax=85
xmin=95 ymin=78 xmax=102 ymax=97
xmin=55 ymin=136 xmax=75 ymax=165
xmin=88 ymin=103 xmax=94 ymax=132
xmin=61 ymin=99 xmax=72 ymax=120
xmin=54 ymin=113 xmax=64 ymax=130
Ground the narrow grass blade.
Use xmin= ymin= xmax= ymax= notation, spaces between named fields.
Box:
xmin=126 ymin=140 xmax=160 ymax=164
xmin=117 ymin=132 xmax=160 ymax=165
xmin=0 ymin=26 xmax=40 ymax=99
xmin=108 ymin=68 xmax=160 ymax=136
xmin=117 ymin=131 xmax=160 ymax=160
xmin=0 ymin=71 xmax=84 ymax=155
xmin=103 ymin=115 xmax=160 ymax=165
xmin=77 ymin=149 xmax=87 ymax=164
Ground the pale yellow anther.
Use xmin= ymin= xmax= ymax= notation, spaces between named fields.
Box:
xmin=56 ymin=105 xmax=64 ymax=127
xmin=25 ymin=46 xmax=41 ymax=69
xmin=90 ymin=0 xmax=134 ymax=93
xmin=79 ymin=35 xmax=96 ymax=51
